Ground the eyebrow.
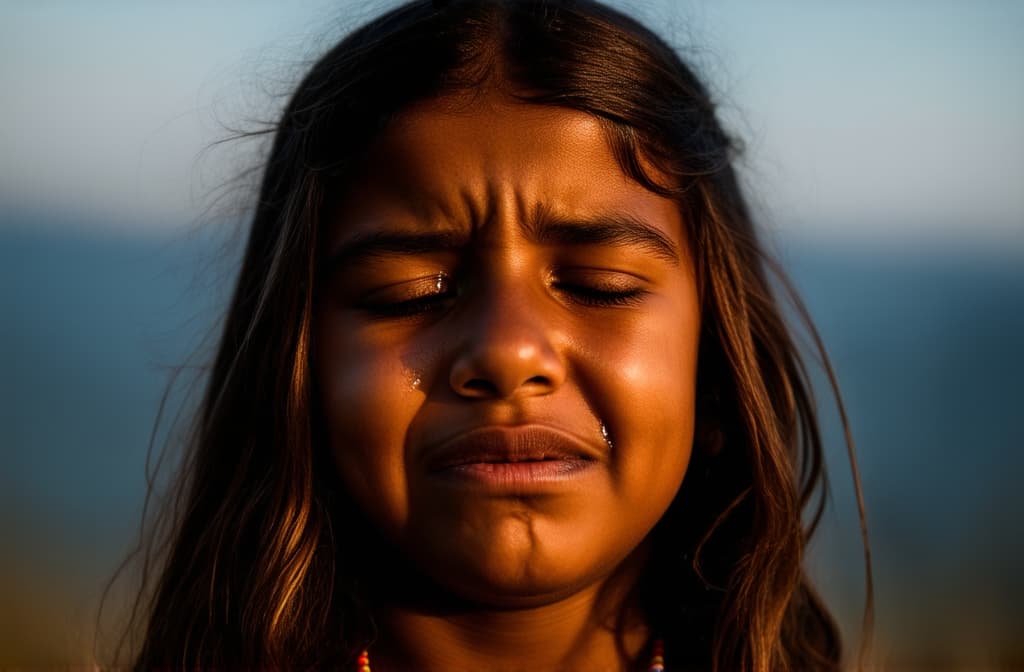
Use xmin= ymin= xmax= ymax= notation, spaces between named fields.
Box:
xmin=321 ymin=229 xmax=469 ymax=272
xmin=531 ymin=214 xmax=680 ymax=265
xmin=322 ymin=212 xmax=680 ymax=272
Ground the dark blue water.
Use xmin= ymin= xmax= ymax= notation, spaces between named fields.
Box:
xmin=3 ymin=218 xmax=1022 ymax=661
xmin=784 ymin=240 xmax=1024 ymax=659
xmin=1 ymin=221 xmax=237 ymax=584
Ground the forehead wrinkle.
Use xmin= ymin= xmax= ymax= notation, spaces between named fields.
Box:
xmin=452 ymin=168 xmax=522 ymax=246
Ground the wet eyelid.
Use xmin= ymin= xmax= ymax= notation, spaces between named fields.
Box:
xmin=360 ymin=272 xmax=451 ymax=304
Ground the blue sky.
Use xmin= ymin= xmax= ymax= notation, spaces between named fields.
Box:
xmin=2 ymin=1 xmax=1022 ymax=243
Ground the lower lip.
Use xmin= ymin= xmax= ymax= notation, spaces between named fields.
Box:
xmin=434 ymin=459 xmax=596 ymax=488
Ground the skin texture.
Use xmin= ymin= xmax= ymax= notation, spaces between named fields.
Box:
xmin=314 ymin=92 xmax=701 ymax=670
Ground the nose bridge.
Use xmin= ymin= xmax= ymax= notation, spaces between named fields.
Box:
xmin=449 ymin=265 xmax=566 ymax=399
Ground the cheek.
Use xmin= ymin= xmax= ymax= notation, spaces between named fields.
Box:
xmin=314 ymin=322 xmax=422 ymax=535
xmin=581 ymin=296 xmax=699 ymax=505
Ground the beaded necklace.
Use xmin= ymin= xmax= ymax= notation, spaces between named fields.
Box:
xmin=356 ymin=638 xmax=665 ymax=671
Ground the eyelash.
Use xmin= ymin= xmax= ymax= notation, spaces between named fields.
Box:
xmin=361 ymin=275 xmax=455 ymax=318
xmin=360 ymin=275 xmax=647 ymax=319
xmin=365 ymin=292 xmax=454 ymax=318
xmin=554 ymin=283 xmax=647 ymax=307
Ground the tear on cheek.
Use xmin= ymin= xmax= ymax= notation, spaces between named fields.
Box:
xmin=404 ymin=367 xmax=424 ymax=392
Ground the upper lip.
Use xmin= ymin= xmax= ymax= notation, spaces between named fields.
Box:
xmin=421 ymin=425 xmax=603 ymax=472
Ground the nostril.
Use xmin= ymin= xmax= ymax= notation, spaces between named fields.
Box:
xmin=524 ymin=375 xmax=551 ymax=388
xmin=455 ymin=374 xmax=554 ymax=399
xmin=461 ymin=378 xmax=500 ymax=397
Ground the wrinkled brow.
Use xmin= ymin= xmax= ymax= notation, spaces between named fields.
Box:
xmin=322 ymin=212 xmax=680 ymax=272
xmin=321 ymin=230 xmax=469 ymax=272
xmin=528 ymin=214 xmax=680 ymax=265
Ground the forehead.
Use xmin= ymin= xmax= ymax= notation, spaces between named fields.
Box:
xmin=327 ymin=92 xmax=686 ymax=255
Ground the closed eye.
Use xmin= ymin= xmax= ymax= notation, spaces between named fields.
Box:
xmin=551 ymin=269 xmax=649 ymax=308
xmin=555 ymin=283 xmax=647 ymax=307
xmin=359 ymin=274 xmax=455 ymax=319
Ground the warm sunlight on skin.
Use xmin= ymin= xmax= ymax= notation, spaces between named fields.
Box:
xmin=314 ymin=93 xmax=701 ymax=668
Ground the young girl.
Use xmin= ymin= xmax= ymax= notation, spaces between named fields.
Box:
xmin=124 ymin=0 xmax=869 ymax=669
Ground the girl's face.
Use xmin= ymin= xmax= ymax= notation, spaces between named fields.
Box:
xmin=315 ymin=93 xmax=700 ymax=607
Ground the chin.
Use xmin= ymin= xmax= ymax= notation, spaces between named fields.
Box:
xmin=436 ymin=562 xmax=602 ymax=609
xmin=410 ymin=534 xmax=645 ymax=611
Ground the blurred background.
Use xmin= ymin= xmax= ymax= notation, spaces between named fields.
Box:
xmin=2 ymin=1 xmax=1022 ymax=668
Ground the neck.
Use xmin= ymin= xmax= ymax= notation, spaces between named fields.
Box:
xmin=369 ymin=545 xmax=654 ymax=671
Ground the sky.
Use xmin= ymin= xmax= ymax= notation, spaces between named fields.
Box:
xmin=2 ymin=0 xmax=1022 ymax=244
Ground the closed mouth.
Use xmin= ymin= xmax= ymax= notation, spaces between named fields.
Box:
xmin=423 ymin=425 xmax=601 ymax=479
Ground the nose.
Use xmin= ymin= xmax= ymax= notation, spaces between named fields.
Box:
xmin=448 ymin=284 xmax=566 ymax=400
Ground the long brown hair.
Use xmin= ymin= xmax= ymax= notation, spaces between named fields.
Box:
xmin=119 ymin=1 xmax=871 ymax=669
